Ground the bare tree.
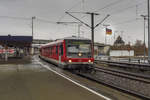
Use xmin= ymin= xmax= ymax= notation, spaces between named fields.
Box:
xmin=134 ymin=40 xmax=143 ymax=47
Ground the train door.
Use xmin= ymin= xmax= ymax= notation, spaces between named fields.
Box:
xmin=56 ymin=45 xmax=58 ymax=60
xmin=59 ymin=44 xmax=64 ymax=65
xmin=59 ymin=44 xmax=62 ymax=64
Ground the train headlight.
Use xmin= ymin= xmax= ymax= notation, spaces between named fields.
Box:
xmin=68 ymin=60 xmax=72 ymax=63
xmin=88 ymin=60 xmax=91 ymax=63
xmin=78 ymin=53 xmax=82 ymax=56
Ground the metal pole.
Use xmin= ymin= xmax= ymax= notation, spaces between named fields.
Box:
xmin=144 ymin=17 xmax=146 ymax=63
xmin=148 ymin=0 xmax=150 ymax=63
xmin=141 ymin=15 xmax=147 ymax=63
xmin=91 ymin=13 xmax=94 ymax=58
xmin=5 ymin=46 xmax=8 ymax=61
xmin=78 ymin=24 xmax=81 ymax=38
xmin=105 ymin=33 xmax=107 ymax=44
xmin=32 ymin=17 xmax=33 ymax=40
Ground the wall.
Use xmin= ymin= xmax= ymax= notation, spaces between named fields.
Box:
xmin=110 ymin=50 xmax=134 ymax=56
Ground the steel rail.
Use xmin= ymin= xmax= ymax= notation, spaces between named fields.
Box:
xmin=78 ymin=72 xmax=150 ymax=100
xmin=76 ymin=65 xmax=150 ymax=99
xmin=95 ymin=60 xmax=150 ymax=70
xmin=94 ymin=65 xmax=150 ymax=78
xmin=94 ymin=66 xmax=150 ymax=83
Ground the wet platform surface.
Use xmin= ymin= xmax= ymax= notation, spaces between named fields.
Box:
xmin=0 ymin=58 xmax=105 ymax=100
xmin=0 ymin=56 xmax=143 ymax=100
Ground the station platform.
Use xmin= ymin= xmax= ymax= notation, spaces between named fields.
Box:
xmin=0 ymin=56 xmax=31 ymax=64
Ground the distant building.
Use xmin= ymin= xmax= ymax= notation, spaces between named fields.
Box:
xmin=94 ymin=43 xmax=105 ymax=56
xmin=94 ymin=42 xmax=110 ymax=56
xmin=32 ymin=39 xmax=53 ymax=44
xmin=110 ymin=36 xmax=134 ymax=57
xmin=31 ymin=39 xmax=53 ymax=54
xmin=133 ymin=45 xmax=148 ymax=56
xmin=110 ymin=45 xmax=134 ymax=57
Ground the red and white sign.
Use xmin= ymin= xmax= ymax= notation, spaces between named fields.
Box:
xmin=8 ymin=49 xmax=15 ymax=54
xmin=0 ymin=49 xmax=15 ymax=54
xmin=0 ymin=49 xmax=3 ymax=53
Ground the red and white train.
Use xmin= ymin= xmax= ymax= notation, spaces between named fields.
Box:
xmin=39 ymin=36 xmax=94 ymax=69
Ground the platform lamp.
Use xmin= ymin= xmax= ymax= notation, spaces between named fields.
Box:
xmin=141 ymin=15 xmax=147 ymax=63
xmin=32 ymin=16 xmax=36 ymax=41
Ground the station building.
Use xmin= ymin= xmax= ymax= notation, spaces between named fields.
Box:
xmin=0 ymin=35 xmax=32 ymax=60
xmin=31 ymin=39 xmax=53 ymax=54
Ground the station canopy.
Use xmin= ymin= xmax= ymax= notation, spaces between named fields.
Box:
xmin=0 ymin=35 xmax=32 ymax=48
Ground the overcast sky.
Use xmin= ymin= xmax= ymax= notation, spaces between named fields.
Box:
xmin=0 ymin=0 xmax=148 ymax=45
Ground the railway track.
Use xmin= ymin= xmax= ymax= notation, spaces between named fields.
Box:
xmin=95 ymin=60 xmax=150 ymax=70
xmin=75 ymin=65 xmax=150 ymax=100
xmin=94 ymin=66 xmax=150 ymax=81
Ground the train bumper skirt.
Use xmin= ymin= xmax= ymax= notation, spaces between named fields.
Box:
xmin=66 ymin=62 xmax=93 ymax=65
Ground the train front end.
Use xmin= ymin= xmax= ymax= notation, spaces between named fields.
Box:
xmin=65 ymin=38 xmax=94 ymax=69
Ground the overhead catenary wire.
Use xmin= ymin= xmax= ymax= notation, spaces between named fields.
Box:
xmin=58 ymin=0 xmax=144 ymax=23
xmin=0 ymin=15 xmax=57 ymax=24
xmin=37 ymin=0 xmax=146 ymax=32
xmin=109 ymin=1 xmax=146 ymax=15
xmin=99 ymin=0 xmax=146 ymax=27
xmin=82 ymin=0 xmax=145 ymax=21
xmin=57 ymin=0 xmax=84 ymax=22
xmin=68 ymin=0 xmax=141 ymax=23
xmin=93 ymin=0 xmax=145 ymax=16
xmin=112 ymin=18 xmax=140 ymax=26
xmin=92 ymin=18 xmax=141 ymax=33
xmin=56 ymin=0 xmax=86 ymax=36
xmin=0 ymin=16 xmax=30 ymax=20
xmin=94 ymin=0 xmax=124 ymax=12
xmin=78 ymin=0 xmax=125 ymax=19
xmin=36 ymin=18 xmax=56 ymax=24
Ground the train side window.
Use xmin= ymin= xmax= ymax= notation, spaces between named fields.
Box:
xmin=56 ymin=45 xmax=58 ymax=55
xmin=52 ymin=46 xmax=54 ymax=55
xmin=49 ymin=47 xmax=51 ymax=55
xmin=50 ymin=47 xmax=51 ymax=55
xmin=60 ymin=45 xmax=63 ymax=55
xmin=51 ymin=47 xmax=52 ymax=56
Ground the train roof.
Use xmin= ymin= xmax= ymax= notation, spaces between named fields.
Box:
xmin=40 ymin=36 xmax=91 ymax=48
xmin=58 ymin=36 xmax=91 ymax=41
xmin=40 ymin=39 xmax=63 ymax=48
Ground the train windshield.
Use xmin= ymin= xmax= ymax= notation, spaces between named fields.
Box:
xmin=67 ymin=44 xmax=90 ymax=53
xmin=66 ymin=40 xmax=92 ymax=58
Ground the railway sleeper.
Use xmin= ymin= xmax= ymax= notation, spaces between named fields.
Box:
xmin=68 ymin=64 xmax=96 ymax=74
